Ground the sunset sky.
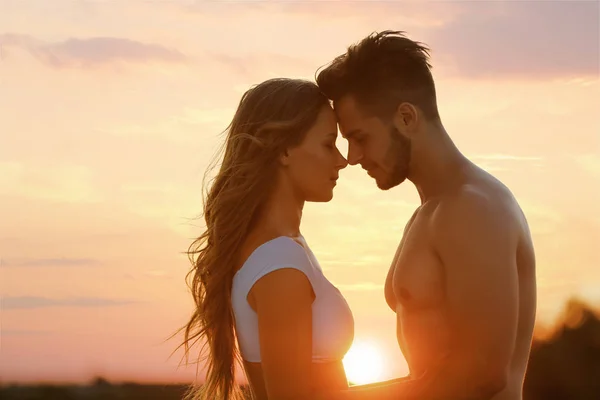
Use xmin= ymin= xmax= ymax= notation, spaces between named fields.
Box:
xmin=1 ymin=0 xmax=599 ymax=386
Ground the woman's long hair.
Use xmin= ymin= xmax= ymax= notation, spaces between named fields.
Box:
xmin=179 ymin=78 xmax=330 ymax=400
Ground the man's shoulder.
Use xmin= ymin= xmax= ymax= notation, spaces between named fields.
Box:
xmin=428 ymin=182 xmax=516 ymax=235
xmin=434 ymin=183 xmax=498 ymax=213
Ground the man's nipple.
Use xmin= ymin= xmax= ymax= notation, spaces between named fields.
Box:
xmin=399 ymin=287 xmax=412 ymax=302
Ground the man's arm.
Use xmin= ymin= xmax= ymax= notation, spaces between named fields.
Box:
xmin=424 ymin=189 xmax=519 ymax=398
xmin=317 ymin=190 xmax=519 ymax=400
xmin=314 ymin=376 xmax=420 ymax=400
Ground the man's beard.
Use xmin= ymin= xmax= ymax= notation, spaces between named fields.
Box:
xmin=376 ymin=126 xmax=411 ymax=190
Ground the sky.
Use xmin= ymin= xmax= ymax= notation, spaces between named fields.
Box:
xmin=1 ymin=0 xmax=599 ymax=386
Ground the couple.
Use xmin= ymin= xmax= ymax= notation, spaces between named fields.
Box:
xmin=180 ymin=31 xmax=537 ymax=400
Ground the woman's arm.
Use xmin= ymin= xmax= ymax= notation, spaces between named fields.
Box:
xmin=249 ymin=267 xmax=316 ymax=400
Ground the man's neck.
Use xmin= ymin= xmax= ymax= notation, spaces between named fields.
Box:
xmin=408 ymin=128 xmax=471 ymax=203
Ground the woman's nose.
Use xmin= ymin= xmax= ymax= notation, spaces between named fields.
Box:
xmin=336 ymin=150 xmax=348 ymax=170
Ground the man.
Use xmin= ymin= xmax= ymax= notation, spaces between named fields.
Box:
xmin=315 ymin=31 xmax=537 ymax=399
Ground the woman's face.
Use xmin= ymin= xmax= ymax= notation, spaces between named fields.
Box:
xmin=283 ymin=105 xmax=348 ymax=202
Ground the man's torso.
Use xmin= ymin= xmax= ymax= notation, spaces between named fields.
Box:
xmin=384 ymin=168 xmax=537 ymax=399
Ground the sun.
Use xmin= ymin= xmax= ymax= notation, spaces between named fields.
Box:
xmin=342 ymin=339 xmax=385 ymax=385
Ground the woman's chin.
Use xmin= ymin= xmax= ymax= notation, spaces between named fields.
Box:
xmin=307 ymin=190 xmax=335 ymax=203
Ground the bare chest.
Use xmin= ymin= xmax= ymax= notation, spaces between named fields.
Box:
xmin=385 ymin=215 xmax=445 ymax=312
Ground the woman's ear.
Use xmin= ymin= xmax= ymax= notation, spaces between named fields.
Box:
xmin=392 ymin=102 xmax=419 ymax=137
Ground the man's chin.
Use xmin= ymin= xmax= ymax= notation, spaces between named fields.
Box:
xmin=375 ymin=176 xmax=406 ymax=191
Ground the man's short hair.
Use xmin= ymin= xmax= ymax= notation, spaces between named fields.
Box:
xmin=316 ymin=30 xmax=439 ymax=121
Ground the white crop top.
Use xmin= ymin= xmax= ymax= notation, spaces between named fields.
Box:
xmin=232 ymin=235 xmax=354 ymax=363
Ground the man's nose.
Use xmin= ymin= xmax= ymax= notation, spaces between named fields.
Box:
xmin=347 ymin=146 xmax=363 ymax=166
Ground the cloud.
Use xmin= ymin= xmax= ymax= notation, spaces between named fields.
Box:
xmin=320 ymin=254 xmax=387 ymax=269
xmin=183 ymin=0 xmax=459 ymax=27
xmin=1 ymin=330 xmax=53 ymax=336
xmin=471 ymin=154 xmax=543 ymax=162
xmin=0 ymin=162 xmax=101 ymax=203
xmin=574 ymin=154 xmax=600 ymax=177
xmin=96 ymin=107 xmax=235 ymax=141
xmin=181 ymin=1 xmax=598 ymax=80
xmin=120 ymin=270 xmax=173 ymax=280
xmin=0 ymin=257 xmax=102 ymax=268
xmin=429 ymin=1 xmax=599 ymax=79
xmin=0 ymin=33 xmax=187 ymax=68
xmin=2 ymin=296 xmax=139 ymax=310
xmin=470 ymin=154 xmax=545 ymax=172
xmin=206 ymin=51 xmax=317 ymax=78
xmin=144 ymin=269 xmax=172 ymax=278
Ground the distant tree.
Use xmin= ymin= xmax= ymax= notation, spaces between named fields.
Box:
xmin=524 ymin=299 xmax=600 ymax=400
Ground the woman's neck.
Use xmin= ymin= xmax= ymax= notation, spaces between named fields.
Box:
xmin=258 ymin=185 xmax=304 ymax=238
xmin=249 ymin=178 xmax=305 ymax=242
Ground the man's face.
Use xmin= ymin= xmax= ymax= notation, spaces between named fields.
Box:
xmin=335 ymin=96 xmax=411 ymax=190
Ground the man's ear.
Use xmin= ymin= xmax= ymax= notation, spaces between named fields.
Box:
xmin=392 ymin=102 xmax=419 ymax=137
xmin=279 ymin=148 xmax=291 ymax=166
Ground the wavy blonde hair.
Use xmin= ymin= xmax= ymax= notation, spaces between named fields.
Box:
xmin=178 ymin=78 xmax=329 ymax=399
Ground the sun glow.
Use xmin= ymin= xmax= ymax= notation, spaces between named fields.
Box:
xmin=342 ymin=340 xmax=385 ymax=385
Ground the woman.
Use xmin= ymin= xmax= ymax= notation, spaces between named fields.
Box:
xmin=180 ymin=78 xmax=353 ymax=400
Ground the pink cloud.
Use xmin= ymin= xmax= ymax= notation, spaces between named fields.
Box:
xmin=426 ymin=1 xmax=599 ymax=79
xmin=1 ymin=257 xmax=102 ymax=268
xmin=0 ymin=34 xmax=187 ymax=68
xmin=3 ymin=296 xmax=140 ymax=310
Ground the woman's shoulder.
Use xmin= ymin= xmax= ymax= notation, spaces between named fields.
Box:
xmin=233 ymin=235 xmax=318 ymax=295
xmin=245 ymin=235 xmax=310 ymax=267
